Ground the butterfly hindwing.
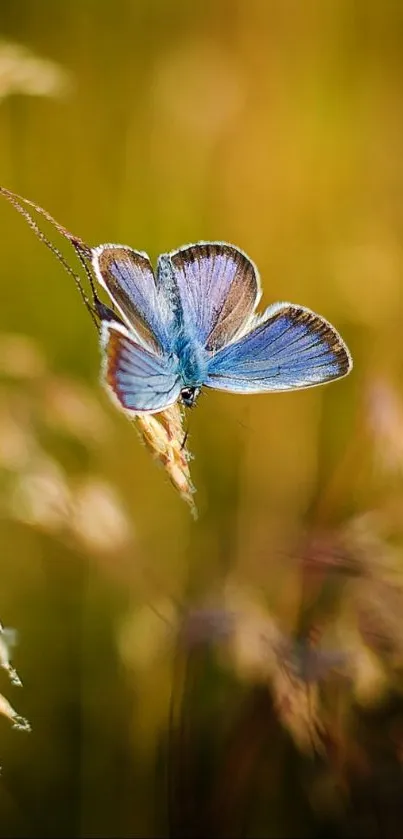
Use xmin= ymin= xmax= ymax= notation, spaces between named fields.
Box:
xmin=205 ymin=304 xmax=351 ymax=392
xmin=167 ymin=242 xmax=260 ymax=350
xmin=101 ymin=322 xmax=181 ymax=414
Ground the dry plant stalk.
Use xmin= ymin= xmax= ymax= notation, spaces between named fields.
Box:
xmin=134 ymin=403 xmax=196 ymax=517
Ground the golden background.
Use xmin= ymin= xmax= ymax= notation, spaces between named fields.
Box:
xmin=0 ymin=1 xmax=403 ymax=836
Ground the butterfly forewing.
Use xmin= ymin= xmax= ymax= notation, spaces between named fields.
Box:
xmin=205 ymin=304 xmax=352 ymax=392
xmin=168 ymin=242 xmax=260 ymax=350
xmin=93 ymin=246 xmax=171 ymax=353
xmin=101 ymin=322 xmax=181 ymax=413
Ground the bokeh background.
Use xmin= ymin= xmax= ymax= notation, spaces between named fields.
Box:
xmin=1 ymin=1 xmax=403 ymax=836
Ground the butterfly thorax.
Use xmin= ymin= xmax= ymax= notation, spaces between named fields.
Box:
xmin=174 ymin=333 xmax=208 ymax=392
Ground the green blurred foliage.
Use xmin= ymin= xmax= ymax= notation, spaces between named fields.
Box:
xmin=1 ymin=1 xmax=403 ymax=836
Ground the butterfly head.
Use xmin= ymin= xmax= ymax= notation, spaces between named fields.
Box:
xmin=180 ymin=386 xmax=201 ymax=408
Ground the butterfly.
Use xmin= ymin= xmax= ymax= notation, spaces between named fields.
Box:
xmin=0 ymin=188 xmax=352 ymax=416
xmin=94 ymin=242 xmax=352 ymax=414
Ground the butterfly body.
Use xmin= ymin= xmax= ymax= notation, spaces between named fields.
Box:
xmin=174 ymin=331 xmax=208 ymax=383
xmin=155 ymin=330 xmax=208 ymax=408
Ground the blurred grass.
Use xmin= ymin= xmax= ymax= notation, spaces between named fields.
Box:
xmin=1 ymin=1 xmax=403 ymax=836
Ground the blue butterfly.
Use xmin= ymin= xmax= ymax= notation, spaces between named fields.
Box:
xmin=90 ymin=241 xmax=352 ymax=414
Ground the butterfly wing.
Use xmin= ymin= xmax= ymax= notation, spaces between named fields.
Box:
xmin=101 ymin=322 xmax=181 ymax=414
xmin=167 ymin=242 xmax=260 ymax=350
xmin=92 ymin=245 xmax=172 ymax=352
xmin=205 ymin=304 xmax=352 ymax=392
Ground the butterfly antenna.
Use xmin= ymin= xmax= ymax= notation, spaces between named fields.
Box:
xmin=0 ymin=186 xmax=100 ymax=329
